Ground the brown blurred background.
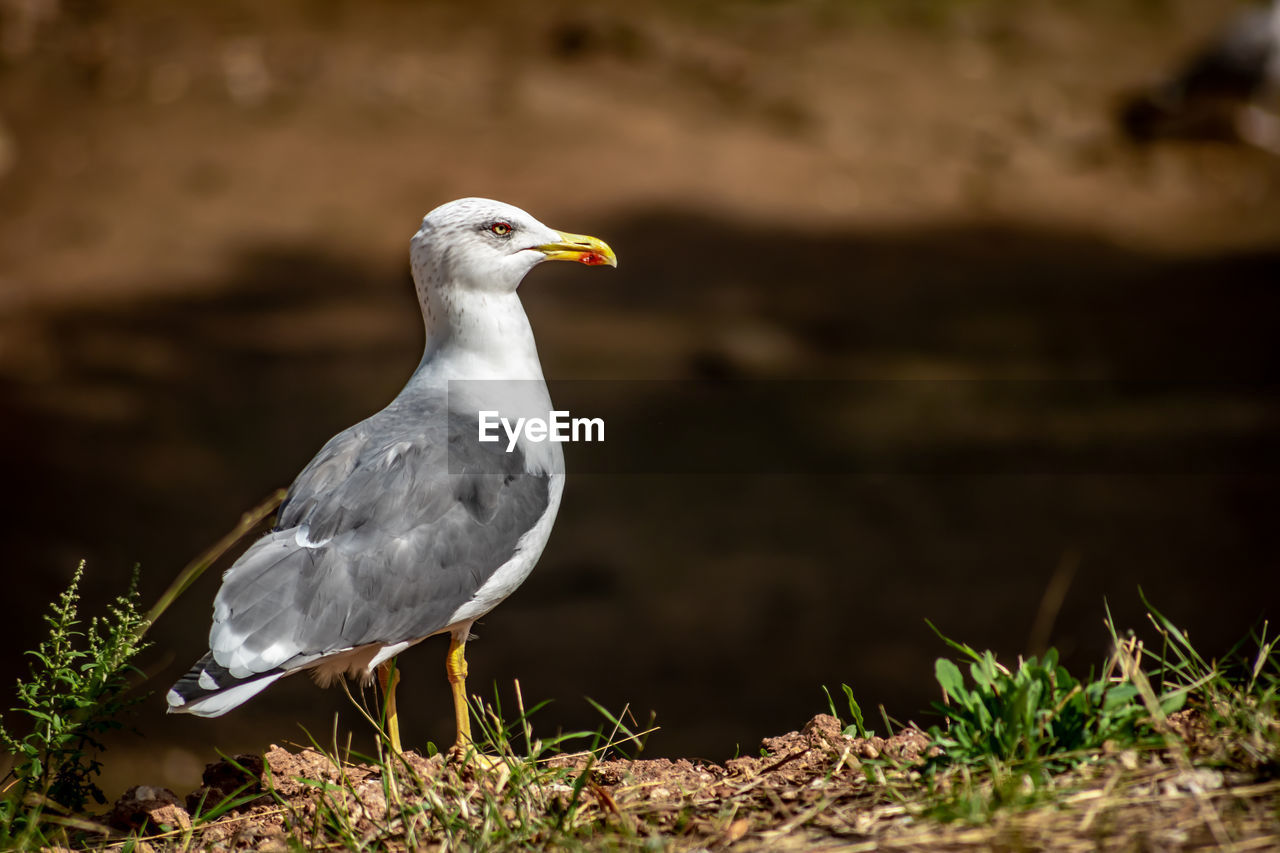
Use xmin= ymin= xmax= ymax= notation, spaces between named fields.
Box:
xmin=1 ymin=0 xmax=1278 ymax=798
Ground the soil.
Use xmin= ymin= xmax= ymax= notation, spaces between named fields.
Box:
xmin=96 ymin=713 xmax=1279 ymax=850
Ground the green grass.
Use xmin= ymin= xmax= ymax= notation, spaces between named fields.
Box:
xmin=822 ymin=683 xmax=874 ymax=739
xmin=213 ymin=685 xmax=656 ymax=852
xmin=889 ymin=602 xmax=1280 ymax=827
xmin=923 ymin=622 xmax=1171 ymax=770
xmin=1130 ymin=593 xmax=1279 ymax=772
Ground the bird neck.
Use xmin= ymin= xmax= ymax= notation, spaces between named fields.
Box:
xmin=416 ymin=287 xmax=545 ymax=382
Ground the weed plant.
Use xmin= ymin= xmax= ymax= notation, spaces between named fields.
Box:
xmin=923 ymin=621 xmax=1174 ymax=771
xmin=912 ymin=606 xmax=1279 ymax=825
xmin=0 ymin=562 xmax=148 ymax=846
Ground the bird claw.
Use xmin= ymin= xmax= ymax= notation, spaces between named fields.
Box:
xmin=446 ymin=742 xmax=497 ymax=767
xmin=447 ymin=745 xmax=512 ymax=788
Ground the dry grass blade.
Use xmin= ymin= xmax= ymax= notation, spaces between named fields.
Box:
xmin=1113 ymin=634 xmax=1234 ymax=851
xmin=144 ymin=490 xmax=286 ymax=630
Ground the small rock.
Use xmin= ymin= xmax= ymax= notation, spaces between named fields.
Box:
xmin=110 ymin=785 xmax=191 ymax=832
xmin=186 ymin=752 xmax=268 ymax=813
xmin=725 ymin=817 xmax=750 ymax=842
xmin=801 ymin=714 xmax=845 ymax=746
xmin=1173 ymin=768 xmax=1224 ymax=793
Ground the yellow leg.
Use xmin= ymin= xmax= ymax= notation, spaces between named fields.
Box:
xmin=446 ymin=633 xmax=472 ymax=749
xmin=377 ymin=660 xmax=402 ymax=754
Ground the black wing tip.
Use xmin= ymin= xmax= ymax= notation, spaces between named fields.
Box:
xmin=167 ymin=652 xmax=284 ymax=710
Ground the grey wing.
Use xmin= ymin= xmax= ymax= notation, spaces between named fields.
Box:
xmin=208 ymin=400 xmax=551 ymax=679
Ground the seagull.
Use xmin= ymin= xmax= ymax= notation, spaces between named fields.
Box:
xmin=166 ymin=198 xmax=617 ymax=754
xmin=1118 ymin=0 xmax=1280 ymax=154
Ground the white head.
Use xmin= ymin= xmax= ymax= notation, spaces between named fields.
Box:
xmin=407 ymin=198 xmax=616 ymax=378
xmin=409 ymin=198 xmax=616 ymax=300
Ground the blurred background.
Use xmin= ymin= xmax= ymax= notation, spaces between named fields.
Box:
xmin=1 ymin=0 xmax=1278 ymax=799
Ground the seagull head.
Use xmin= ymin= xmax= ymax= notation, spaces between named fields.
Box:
xmin=410 ymin=198 xmax=616 ymax=296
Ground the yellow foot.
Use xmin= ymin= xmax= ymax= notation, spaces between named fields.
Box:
xmin=447 ymin=745 xmax=512 ymax=789
xmin=446 ymin=742 xmax=499 ymax=766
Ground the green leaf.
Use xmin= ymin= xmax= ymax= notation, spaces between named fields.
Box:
xmin=935 ymin=658 xmax=966 ymax=703
xmin=821 ymin=685 xmax=840 ymax=721
xmin=1101 ymin=684 xmax=1139 ymax=711
xmin=1159 ymin=688 xmax=1188 ymax=715
xmin=842 ymin=684 xmax=869 ymax=738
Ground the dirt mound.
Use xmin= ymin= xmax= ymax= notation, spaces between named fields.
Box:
xmin=97 ymin=711 xmax=1280 ymax=850
xmin=110 ymin=714 xmax=923 ymax=847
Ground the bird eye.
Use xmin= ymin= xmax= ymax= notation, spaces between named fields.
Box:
xmin=489 ymin=222 xmax=513 ymax=237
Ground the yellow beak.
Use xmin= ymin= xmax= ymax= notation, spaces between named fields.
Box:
xmin=535 ymin=230 xmax=618 ymax=268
